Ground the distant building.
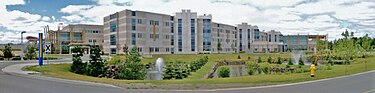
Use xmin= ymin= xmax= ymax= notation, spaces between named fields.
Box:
xmin=46 ymin=24 xmax=103 ymax=54
xmin=283 ymin=34 xmax=328 ymax=52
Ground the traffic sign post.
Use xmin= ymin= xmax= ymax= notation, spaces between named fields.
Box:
xmin=38 ymin=33 xmax=43 ymax=66
xmin=45 ymin=42 xmax=51 ymax=53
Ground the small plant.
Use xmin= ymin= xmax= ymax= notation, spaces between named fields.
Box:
xmin=3 ymin=43 xmax=13 ymax=60
xmin=218 ymin=66 xmax=230 ymax=78
xmin=267 ymin=57 xmax=272 ymax=64
xmin=325 ymin=65 xmax=333 ymax=70
xmin=237 ymin=55 xmax=241 ymax=59
xmin=257 ymin=57 xmax=262 ymax=63
xmin=262 ymin=64 xmax=269 ymax=74
xmin=327 ymin=58 xmax=333 ymax=66
xmin=247 ymin=62 xmax=260 ymax=75
xmin=276 ymin=57 xmax=282 ymax=64
xmin=247 ymin=57 xmax=251 ymax=60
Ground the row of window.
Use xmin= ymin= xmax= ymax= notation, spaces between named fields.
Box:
xmin=86 ymin=30 xmax=102 ymax=33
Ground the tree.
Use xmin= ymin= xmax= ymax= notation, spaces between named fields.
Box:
xmin=116 ymin=47 xmax=147 ymax=80
xmin=217 ymin=42 xmax=222 ymax=53
xmin=298 ymin=57 xmax=304 ymax=66
xmin=3 ymin=43 xmax=13 ymax=60
xmin=362 ymin=34 xmax=373 ymax=70
xmin=70 ymin=46 xmax=85 ymax=74
xmin=86 ymin=45 xmax=106 ymax=77
xmin=25 ymin=45 xmax=37 ymax=60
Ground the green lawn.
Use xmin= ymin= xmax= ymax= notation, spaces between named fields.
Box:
xmin=25 ymin=54 xmax=375 ymax=88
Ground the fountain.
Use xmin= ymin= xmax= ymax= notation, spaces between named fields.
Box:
xmin=291 ymin=50 xmax=307 ymax=65
xmin=147 ymin=58 xmax=165 ymax=80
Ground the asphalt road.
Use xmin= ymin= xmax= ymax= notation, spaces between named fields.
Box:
xmin=0 ymin=57 xmax=375 ymax=93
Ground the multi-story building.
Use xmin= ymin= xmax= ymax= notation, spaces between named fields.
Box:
xmin=283 ymin=34 xmax=328 ymax=52
xmin=103 ymin=9 xmax=175 ymax=55
xmin=101 ymin=9 xmax=327 ymax=54
xmin=46 ymin=24 xmax=103 ymax=54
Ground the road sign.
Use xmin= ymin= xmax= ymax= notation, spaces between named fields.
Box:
xmin=45 ymin=42 xmax=51 ymax=53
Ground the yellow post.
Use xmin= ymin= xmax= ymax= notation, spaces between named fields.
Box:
xmin=310 ymin=64 xmax=316 ymax=77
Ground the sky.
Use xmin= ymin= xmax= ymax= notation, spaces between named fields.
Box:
xmin=0 ymin=0 xmax=374 ymax=44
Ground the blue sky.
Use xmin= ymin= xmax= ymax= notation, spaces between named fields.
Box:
xmin=0 ymin=0 xmax=374 ymax=44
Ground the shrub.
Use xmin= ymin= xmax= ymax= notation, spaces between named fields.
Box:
xmin=3 ymin=43 xmax=13 ymax=60
xmin=267 ymin=57 xmax=272 ymax=64
xmin=247 ymin=62 xmax=260 ymax=75
xmin=70 ymin=46 xmax=86 ymax=74
xmin=262 ymin=64 xmax=269 ymax=74
xmin=237 ymin=55 xmax=241 ymax=59
xmin=12 ymin=56 xmax=22 ymax=60
xmin=218 ymin=66 xmax=230 ymax=78
xmin=276 ymin=57 xmax=282 ymax=64
xmin=325 ymin=65 xmax=333 ymax=70
xmin=115 ymin=47 xmax=147 ymax=80
xmin=163 ymin=56 xmax=208 ymax=80
xmin=257 ymin=57 xmax=262 ymax=63
xmin=327 ymin=58 xmax=333 ymax=66
xmin=25 ymin=45 xmax=37 ymax=60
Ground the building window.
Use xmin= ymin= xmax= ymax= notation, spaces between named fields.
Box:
xmin=137 ymin=33 xmax=142 ymax=38
xmin=110 ymin=13 xmax=117 ymax=20
xmin=149 ymin=47 xmax=154 ymax=52
xmin=178 ymin=19 xmax=182 ymax=52
xmin=191 ymin=19 xmax=195 ymax=51
xmin=166 ymin=48 xmax=170 ymax=52
xmin=60 ymin=33 xmax=70 ymax=40
xmin=155 ymin=21 xmax=159 ymax=26
xmin=73 ymin=33 xmax=82 ymax=40
xmin=247 ymin=29 xmax=251 ymax=49
xmin=110 ymin=34 xmax=116 ymax=45
xmin=203 ymin=19 xmax=211 ymax=51
xmin=93 ymin=39 xmax=96 ymax=43
xmin=269 ymin=34 xmax=272 ymax=42
xmin=132 ymin=18 xmax=136 ymax=30
xmin=132 ymin=33 xmax=136 ymax=45
xmin=110 ymin=48 xmax=116 ymax=54
xmin=170 ymin=23 xmax=174 ymax=33
xmin=137 ymin=19 xmax=142 ymax=24
xmin=171 ymin=35 xmax=174 ymax=45
xmin=131 ymin=11 xmax=136 ymax=16
xmin=239 ymin=29 xmax=243 ymax=51
xmin=155 ymin=48 xmax=159 ymax=52
xmin=110 ymin=21 xmax=116 ymax=32
xmin=138 ymin=47 xmax=142 ymax=52
xmin=165 ymin=22 xmax=169 ymax=26
xmin=275 ymin=35 xmax=277 ymax=42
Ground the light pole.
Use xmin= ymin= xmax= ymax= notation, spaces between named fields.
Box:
xmin=21 ymin=31 xmax=26 ymax=44
xmin=21 ymin=31 xmax=26 ymax=61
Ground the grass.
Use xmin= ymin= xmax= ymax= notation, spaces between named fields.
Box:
xmin=24 ymin=53 xmax=375 ymax=89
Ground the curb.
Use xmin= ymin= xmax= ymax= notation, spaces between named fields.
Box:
xmin=1 ymin=62 xmax=120 ymax=89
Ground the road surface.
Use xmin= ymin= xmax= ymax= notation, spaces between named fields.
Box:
xmin=0 ymin=58 xmax=374 ymax=93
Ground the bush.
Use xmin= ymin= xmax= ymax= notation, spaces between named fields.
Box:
xmin=218 ymin=66 xmax=230 ymax=78
xmin=237 ymin=55 xmax=241 ymax=59
xmin=276 ymin=57 xmax=282 ymax=64
xmin=12 ymin=56 xmax=22 ymax=60
xmin=262 ymin=64 xmax=269 ymax=74
xmin=325 ymin=65 xmax=333 ymax=70
xmin=327 ymin=58 xmax=333 ymax=66
xmin=70 ymin=46 xmax=86 ymax=74
xmin=25 ymin=45 xmax=37 ymax=60
xmin=257 ymin=57 xmax=262 ymax=63
xmin=115 ymin=47 xmax=147 ymax=80
xmin=247 ymin=62 xmax=260 ymax=75
xmin=163 ymin=56 xmax=208 ymax=80
xmin=267 ymin=57 xmax=272 ymax=64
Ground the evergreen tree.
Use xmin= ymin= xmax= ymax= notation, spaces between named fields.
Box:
xmin=3 ymin=43 xmax=13 ymax=60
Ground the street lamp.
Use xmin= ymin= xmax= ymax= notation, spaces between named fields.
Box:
xmin=21 ymin=31 xmax=26 ymax=44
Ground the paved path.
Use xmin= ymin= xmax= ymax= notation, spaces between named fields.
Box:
xmin=1 ymin=57 xmax=375 ymax=93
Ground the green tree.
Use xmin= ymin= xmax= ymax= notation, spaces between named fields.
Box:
xmin=288 ymin=58 xmax=294 ymax=65
xmin=123 ymin=44 xmax=129 ymax=54
xmin=257 ymin=57 xmax=262 ymax=63
xmin=25 ymin=45 xmax=37 ymax=60
xmin=70 ymin=46 xmax=85 ymax=74
xmin=217 ymin=42 xmax=222 ymax=53
xmin=86 ymin=45 xmax=106 ymax=77
xmin=3 ymin=43 xmax=13 ymax=60
xmin=362 ymin=34 xmax=373 ymax=70
xmin=116 ymin=47 xmax=147 ymax=80
xmin=298 ymin=57 xmax=304 ymax=66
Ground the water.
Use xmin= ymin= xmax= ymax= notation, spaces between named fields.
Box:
xmin=291 ymin=50 xmax=308 ymax=65
xmin=146 ymin=58 xmax=164 ymax=80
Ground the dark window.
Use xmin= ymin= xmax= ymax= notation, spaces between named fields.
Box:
xmin=131 ymin=11 xmax=136 ymax=16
